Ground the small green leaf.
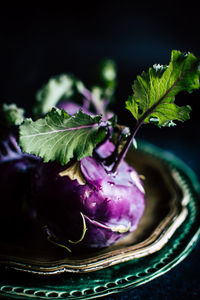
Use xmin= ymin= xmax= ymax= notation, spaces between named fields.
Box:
xmin=59 ymin=161 xmax=86 ymax=185
xmin=0 ymin=103 xmax=25 ymax=127
xmin=34 ymin=74 xmax=74 ymax=117
xmin=126 ymin=50 xmax=200 ymax=127
xmin=19 ymin=108 xmax=106 ymax=165
xmin=100 ymin=59 xmax=117 ymax=84
xmin=94 ymin=59 xmax=117 ymax=105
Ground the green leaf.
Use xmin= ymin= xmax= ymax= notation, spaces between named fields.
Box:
xmin=0 ymin=103 xmax=25 ymax=127
xmin=59 ymin=161 xmax=86 ymax=185
xmin=99 ymin=59 xmax=117 ymax=85
xmin=91 ymin=59 xmax=117 ymax=107
xmin=19 ymin=108 xmax=106 ymax=165
xmin=126 ymin=50 xmax=200 ymax=126
xmin=34 ymin=74 xmax=74 ymax=117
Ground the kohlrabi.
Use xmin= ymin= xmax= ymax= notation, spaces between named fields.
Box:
xmin=18 ymin=50 xmax=199 ymax=251
xmin=30 ymin=157 xmax=145 ymax=250
xmin=0 ymin=104 xmax=38 ymax=222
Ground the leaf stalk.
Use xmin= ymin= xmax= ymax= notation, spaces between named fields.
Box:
xmin=111 ymin=72 xmax=185 ymax=173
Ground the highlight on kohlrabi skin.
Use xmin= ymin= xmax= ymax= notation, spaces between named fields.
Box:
xmin=2 ymin=50 xmax=199 ymax=252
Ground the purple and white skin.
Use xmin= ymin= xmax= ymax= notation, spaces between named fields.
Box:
xmin=30 ymin=142 xmax=145 ymax=250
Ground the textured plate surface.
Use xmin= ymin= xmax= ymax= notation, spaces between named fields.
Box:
xmin=0 ymin=141 xmax=199 ymax=299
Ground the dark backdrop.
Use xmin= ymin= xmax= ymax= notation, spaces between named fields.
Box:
xmin=0 ymin=3 xmax=199 ymax=299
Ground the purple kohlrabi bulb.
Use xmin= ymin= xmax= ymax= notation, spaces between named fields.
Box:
xmin=57 ymin=100 xmax=113 ymax=122
xmin=57 ymin=101 xmax=92 ymax=116
xmin=30 ymin=152 xmax=145 ymax=250
xmin=0 ymin=135 xmax=38 ymax=221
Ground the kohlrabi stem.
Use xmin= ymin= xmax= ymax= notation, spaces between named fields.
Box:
xmin=111 ymin=119 xmax=143 ymax=173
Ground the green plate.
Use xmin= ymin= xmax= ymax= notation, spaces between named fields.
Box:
xmin=0 ymin=141 xmax=199 ymax=299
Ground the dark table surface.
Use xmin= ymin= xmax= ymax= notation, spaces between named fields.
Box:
xmin=0 ymin=3 xmax=199 ymax=299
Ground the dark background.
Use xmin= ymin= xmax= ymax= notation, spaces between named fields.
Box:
xmin=0 ymin=3 xmax=199 ymax=172
xmin=0 ymin=3 xmax=199 ymax=299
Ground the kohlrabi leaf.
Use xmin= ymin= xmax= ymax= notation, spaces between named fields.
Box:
xmin=99 ymin=59 xmax=117 ymax=87
xmin=98 ymin=59 xmax=117 ymax=104
xmin=19 ymin=108 xmax=106 ymax=165
xmin=0 ymin=103 xmax=25 ymax=127
xmin=126 ymin=50 xmax=200 ymax=127
xmin=34 ymin=74 xmax=74 ymax=117
xmin=59 ymin=161 xmax=86 ymax=185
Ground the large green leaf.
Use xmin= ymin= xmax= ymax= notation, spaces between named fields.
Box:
xmin=126 ymin=50 xmax=199 ymax=126
xmin=19 ymin=108 xmax=106 ymax=165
